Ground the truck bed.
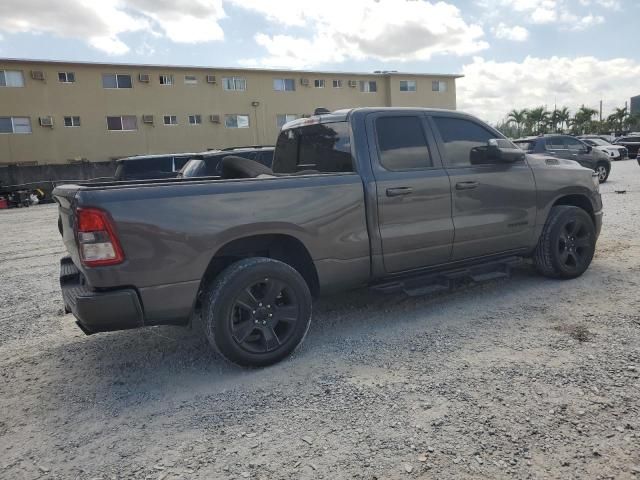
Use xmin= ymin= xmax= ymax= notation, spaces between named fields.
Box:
xmin=53 ymin=173 xmax=371 ymax=325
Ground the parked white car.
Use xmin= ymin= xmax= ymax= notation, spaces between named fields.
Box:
xmin=579 ymin=137 xmax=629 ymax=160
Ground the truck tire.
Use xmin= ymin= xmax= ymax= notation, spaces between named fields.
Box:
xmin=202 ymin=257 xmax=312 ymax=367
xmin=595 ymin=163 xmax=609 ymax=183
xmin=533 ymin=206 xmax=596 ymax=279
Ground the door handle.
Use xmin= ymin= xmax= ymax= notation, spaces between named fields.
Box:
xmin=455 ymin=181 xmax=479 ymax=190
xmin=386 ymin=187 xmax=413 ymax=197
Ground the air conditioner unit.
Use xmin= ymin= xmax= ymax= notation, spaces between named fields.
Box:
xmin=142 ymin=114 xmax=154 ymax=124
xmin=300 ymin=78 xmax=309 ymax=86
xmin=31 ymin=70 xmax=46 ymax=81
xmin=139 ymin=73 xmax=150 ymax=83
xmin=348 ymin=80 xmax=358 ymax=88
xmin=209 ymin=114 xmax=221 ymax=123
xmin=39 ymin=116 xmax=54 ymax=127
xmin=206 ymin=75 xmax=217 ymax=84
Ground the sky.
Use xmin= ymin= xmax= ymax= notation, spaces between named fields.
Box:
xmin=1 ymin=0 xmax=639 ymax=123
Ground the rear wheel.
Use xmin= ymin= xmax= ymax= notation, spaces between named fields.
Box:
xmin=533 ymin=206 xmax=596 ymax=279
xmin=595 ymin=163 xmax=609 ymax=183
xmin=202 ymin=257 xmax=312 ymax=367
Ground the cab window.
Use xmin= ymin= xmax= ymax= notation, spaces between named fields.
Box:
xmin=432 ymin=117 xmax=500 ymax=167
xmin=273 ymin=122 xmax=353 ymax=174
xmin=375 ymin=116 xmax=433 ymax=170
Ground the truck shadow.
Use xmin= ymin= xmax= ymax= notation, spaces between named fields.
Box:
xmin=43 ymin=259 xmax=615 ymax=413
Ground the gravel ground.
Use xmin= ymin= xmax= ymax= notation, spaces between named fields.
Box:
xmin=1 ymin=160 xmax=639 ymax=480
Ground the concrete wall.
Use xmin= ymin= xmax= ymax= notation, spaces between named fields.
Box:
xmin=0 ymin=162 xmax=116 ymax=198
xmin=0 ymin=60 xmax=461 ymax=165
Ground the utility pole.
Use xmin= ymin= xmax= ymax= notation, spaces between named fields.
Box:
xmin=599 ymin=99 xmax=603 ymax=123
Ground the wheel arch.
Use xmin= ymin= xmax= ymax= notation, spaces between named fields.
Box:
xmin=197 ymin=234 xmax=320 ymax=309
xmin=551 ymin=194 xmax=595 ymax=225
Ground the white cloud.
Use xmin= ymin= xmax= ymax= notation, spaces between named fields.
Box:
xmin=0 ymin=0 xmax=225 ymax=55
xmin=491 ymin=0 xmax=606 ymax=29
xmin=126 ymin=0 xmax=225 ymax=43
xmin=457 ymin=56 xmax=640 ymax=124
xmin=492 ymin=23 xmax=530 ymax=41
xmin=232 ymin=0 xmax=488 ymax=68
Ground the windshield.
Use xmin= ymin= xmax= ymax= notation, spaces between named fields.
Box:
xmin=585 ymin=138 xmax=610 ymax=146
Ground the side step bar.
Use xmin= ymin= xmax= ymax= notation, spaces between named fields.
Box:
xmin=370 ymin=256 xmax=524 ymax=297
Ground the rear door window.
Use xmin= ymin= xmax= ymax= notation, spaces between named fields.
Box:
xmin=375 ymin=116 xmax=433 ymax=170
xmin=273 ymin=122 xmax=353 ymax=174
xmin=564 ymin=137 xmax=586 ymax=152
xmin=545 ymin=137 xmax=566 ymax=150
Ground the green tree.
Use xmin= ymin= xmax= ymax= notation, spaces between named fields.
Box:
xmin=572 ymin=105 xmax=598 ymax=134
xmin=556 ymin=107 xmax=571 ymax=132
xmin=527 ymin=107 xmax=551 ymax=134
xmin=506 ymin=109 xmax=528 ymax=137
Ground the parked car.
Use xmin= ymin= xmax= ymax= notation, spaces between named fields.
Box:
xmin=180 ymin=146 xmax=274 ymax=178
xmin=513 ymin=134 xmax=611 ymax=183
xmin=578 ymin=136 xmax=628 ymax=161
xmin=613 ymin=134 xmax=640 ymax=159
xmin=114 ymin=153 xmax=196 ymax=181
xmin=54 ymin=108 xmax=602 ymax=367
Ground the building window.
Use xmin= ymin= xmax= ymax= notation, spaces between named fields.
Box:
xmin=188 ymin=114 xmax=202 ymax=125
xmin=58 ymin=72 xmax=76 ymax=83
xmin=106 ymin=115 xmax=138 ymax=131
xmin=332 ymin=79 xmax=343 ymax=88
xmin=359 ymin=80 xmax=377 ymax=93
xmin=63 ymin=116 xmax=81 ymax=127
xmin=163 ymin=115 xmax=178 ymax=125
xmin=184 ymin=75 xmax=198 ymax=85
xmin=102 ymin=74 xmax=132 ymax=89
xmin=399 ymin=80 xmax=416 ymax=92
xmin=276 ymin=114 xmax=299 ymax=129
xmin=314 ymin=79 xmax=325 ymax=88
xmin=159 ymin=74 xmax=174 ymax=86
xmin=432 ymin=80 xmax=447 ymax=92
xmin=273 ymin=78 xmax=295 ymax=91
xmin=222 ymin=77 xmax=247 ymax=91
xmin=224 ymin=114 xmax=250 ymax=128
xmin=0 ymin=116 xmax=32 ymax=134
xmin=0 ymin=70 xmax=25 ymax=87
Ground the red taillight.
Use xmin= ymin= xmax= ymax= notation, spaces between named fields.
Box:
xmin=76 ymin=207 xmax=124 ymax=267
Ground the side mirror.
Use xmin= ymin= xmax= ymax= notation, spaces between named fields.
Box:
xmin=487 ymin=139 xmax=525 ymax=163
xmin=585 ymin=145 xmax=592 ymax=153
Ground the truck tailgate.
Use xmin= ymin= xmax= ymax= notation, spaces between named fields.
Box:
xmin=53 ymin=184 xmax=82 ymax=267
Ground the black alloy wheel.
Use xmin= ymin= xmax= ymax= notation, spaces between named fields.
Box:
xmin=229 ymin=277 xmax=300 ymax=354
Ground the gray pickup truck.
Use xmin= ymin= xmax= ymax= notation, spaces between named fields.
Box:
xmin=54 ymin=108 xmax=603 ymax=367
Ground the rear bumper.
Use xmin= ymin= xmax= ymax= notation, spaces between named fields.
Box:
xmin=60 ymin=256 xmax=144 ymax=334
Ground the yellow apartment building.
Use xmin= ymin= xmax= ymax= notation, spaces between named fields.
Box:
xmin=0 ymin=58 xmax=461 ymax=165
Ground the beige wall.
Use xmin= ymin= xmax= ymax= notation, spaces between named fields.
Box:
xmin=0 ymin=60 xmax=459 ymax=165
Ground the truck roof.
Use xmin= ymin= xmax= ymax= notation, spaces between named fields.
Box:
xmin=281 ymin=107 xmax=484 ymax=130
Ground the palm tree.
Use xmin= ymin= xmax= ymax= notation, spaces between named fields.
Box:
xmin=527 ymin=107 xmax=551 ymax=134
xmin=610 ymin=106 xmax=628 ymax=132
xmin=572 ymin=105 xmax=598 ymax=134
xmin=550 ymin=109 xmax=561 ymax=133
xmin=556 ymin=107 xmax=571 ymax=132
xmin=506 ymin=109 xmax=527 ymax=137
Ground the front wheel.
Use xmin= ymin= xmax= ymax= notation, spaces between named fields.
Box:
xmin=533 ymin=206 xmax=596 ymax=279
xmin=595 ymin=163 xmax=609 ymax=183
xmin=202 ymin=257 xmax=312 ymax=367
